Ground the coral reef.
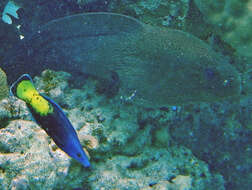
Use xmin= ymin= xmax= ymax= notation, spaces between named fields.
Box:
xmin=88 ymin=147 xmax=224 ymax=190
xmin=0 ymin=68 xmax=8 ymax=101
xmin=0 ymin=120 xmax=71 ymax=190
xmin=0 ymin=70 xmax=225 ymax=189
xmin=109 ymin=0 xmax=189 ymax=29
xmin=0 ymin=1 xmax=251 ymax=189
xmin=169 ymin=100 xmax=252 ymax=189
xmin=194 ymin=0 xmax=252 ymax=60
xmin=0 ymin=95 xmax=90 ymax=190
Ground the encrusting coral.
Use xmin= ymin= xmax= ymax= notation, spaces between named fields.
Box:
xmin=0 ymin=68 xmax=8 ymax=100
xmin=194 ymin=0 xmax=252 ymax=59
xmin=0 ymin=70 xmax=225 ymax=189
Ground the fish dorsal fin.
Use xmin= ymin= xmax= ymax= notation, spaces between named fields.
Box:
xmin=2 ymin=12 xmax=145 ymax=84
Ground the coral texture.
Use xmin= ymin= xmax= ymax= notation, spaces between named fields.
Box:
xmin=0 ymin=120 xmax=71 ymax=190
xmin=109 ymin=0 xmax=189 ymax=29
xmin=194 ymin=0 xmax=252 ymax=58
xmin=0 ymin=70 xmax=225 ymax=189
xmin=0 ymin=68 xmax=8 ymax=100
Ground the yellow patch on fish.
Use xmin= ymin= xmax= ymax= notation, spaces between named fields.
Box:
xmin=16 ymin=80 xmax=53 ymax=116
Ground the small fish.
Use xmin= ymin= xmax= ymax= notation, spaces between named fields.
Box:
xmin=10 ymin=74 xmax=90 ymax=168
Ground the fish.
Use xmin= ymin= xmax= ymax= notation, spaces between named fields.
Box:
xmin=2 ymin=12 xmax=241 ymax=106
xmin=9 ymin=74 xmax=90 ymax=168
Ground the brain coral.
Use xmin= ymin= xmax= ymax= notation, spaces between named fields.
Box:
xmin=0 ymin=68 xmax=8 ymax=100
xmin=194 ymin=0 xmax=252 ymax=58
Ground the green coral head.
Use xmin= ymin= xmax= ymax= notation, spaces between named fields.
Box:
xmin=10 ymin=74 xmax=53 ymax=116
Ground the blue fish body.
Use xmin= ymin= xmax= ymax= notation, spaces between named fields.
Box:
xmin=10 ymin=74 xmax=90 ymax=168
xmin=35 ymin=95 xmax=90 ymax=168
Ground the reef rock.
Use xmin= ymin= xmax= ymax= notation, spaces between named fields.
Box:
xmin=194 ymin=0 xmax=252 ymax=60
xmin=88 ymin=147 xmax=224 ymax=190
xmin=0 ymin=70 xmax=228 ymax=189
xmin=0 ymin=68 xmax=8 ymax=101
xmin=110 ymin=0 xmax=189 ymax=29
xmin=0 ymin=120 xmax=71 ymax=190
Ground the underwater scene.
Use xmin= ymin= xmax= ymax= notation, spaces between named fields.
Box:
xmin=0 ymin=0 xmax=252 ymax=189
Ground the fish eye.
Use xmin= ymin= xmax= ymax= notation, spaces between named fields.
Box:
xmin=77 ymin=153 xmax=81 ymax=158
xmin=204 ymin=68 xmax=216 ymax=81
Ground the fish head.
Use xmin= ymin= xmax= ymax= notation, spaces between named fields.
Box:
xmin=64 ymin=137 xmax=91 ymax=168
